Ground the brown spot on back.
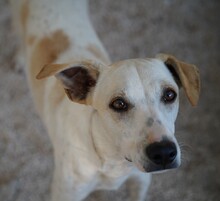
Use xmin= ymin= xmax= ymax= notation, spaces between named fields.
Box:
xmin=20 ymin=0 xmax=29 ymax=32
xmin=30 ymin=30 xmax=70 ymax=112
xmin=87 ymin=44 xmax=110 ymax=64
xmin=33 ymin=30 xmax=70 ymax=68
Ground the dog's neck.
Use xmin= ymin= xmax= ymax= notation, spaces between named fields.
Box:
xmin=91 ymin=110 xmax=134 ymax=177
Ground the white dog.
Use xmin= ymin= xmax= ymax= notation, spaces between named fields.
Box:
xmin=10 ymin=0 xmax=200 ymax=200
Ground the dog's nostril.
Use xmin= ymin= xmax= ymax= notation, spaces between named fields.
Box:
xmin=153 ymin=154 xmax=163 ymax=164
xmin=169 ymin=151 xmax=176 ymax=160
xmin=145 ymin=140 xmax=177 ymax=166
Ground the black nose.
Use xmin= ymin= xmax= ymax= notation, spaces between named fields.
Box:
xmin=145 ymin=140 xmax=177 ymax=167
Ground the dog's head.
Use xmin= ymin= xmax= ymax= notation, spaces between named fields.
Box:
xmin=37 ymin=54 xmax=200 ymax=173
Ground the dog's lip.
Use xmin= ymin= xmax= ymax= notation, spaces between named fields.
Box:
xmin=125 ymin=157 xmax=132 ymax=162
xmin=143 ymin=160 xmax=180 ymax=173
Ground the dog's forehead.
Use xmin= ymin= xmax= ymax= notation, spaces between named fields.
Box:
xmin=106 ymin=58 xmax=175 ymax=87
xmin=95 ymin=58 xmax=177 ymax=103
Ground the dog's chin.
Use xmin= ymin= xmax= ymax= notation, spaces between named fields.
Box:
xmin=147 ymin=161 xmax=180 ymax=173
xmin=134 ymin=161 xmax=180 ymax=173
xmin=125 ymin=157 xmax=180 ymax=173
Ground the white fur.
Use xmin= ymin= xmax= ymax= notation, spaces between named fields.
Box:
xmin=10 ymin=1 xmax=183 ymax=201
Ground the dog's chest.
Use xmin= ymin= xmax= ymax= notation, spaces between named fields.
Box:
xmin=90 ymin=173 xmax=129 ymax=191
xmin=94 ymin=161 xmax=134 ymax=190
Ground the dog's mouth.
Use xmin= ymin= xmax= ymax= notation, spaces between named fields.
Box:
xmin=125 ymin=157 xmax=132 ymax=162
xmin=143 ymin=160 xmax=180 ymax=173
xmin=125 ymin=157 xmax=180 ymax=173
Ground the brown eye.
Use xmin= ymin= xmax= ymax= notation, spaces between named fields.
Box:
xmin=110 ymin=98 xmax=128 ymax=112
xmin=162 ymin=88 xmax=177 ymax=104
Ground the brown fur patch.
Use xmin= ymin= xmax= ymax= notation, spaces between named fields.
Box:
xmin=87 ymin=44 xmax=109 ymax=64
xmin=20 ymin=0 xmax=29 ymax=32
xmin=33 ymin=30 xmax=70 ymax=68
xmin=30 ymin=30 xmax=70 ymax=112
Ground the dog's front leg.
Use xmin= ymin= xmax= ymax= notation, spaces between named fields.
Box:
xmin=50 ymin=171 xmax=83 ymax=201
xmin=50 ymin=166 xmax=76 ymax=201
xmin=50 ymin=161 xmax=96 ymax=201
xmin=135 ymin=174 xmax=151 ymax=201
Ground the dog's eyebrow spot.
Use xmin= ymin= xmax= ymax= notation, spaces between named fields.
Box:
xmin=147 ymin=117 xmax=154 ymax=127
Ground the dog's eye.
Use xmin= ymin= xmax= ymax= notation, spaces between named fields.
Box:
xmin=162 ymin=88 xmax=177 ymax=104
xmin=110 ymin=97 xmax=129 ymax=112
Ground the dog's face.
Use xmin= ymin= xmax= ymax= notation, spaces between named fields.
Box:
xmin=37 ymin=54 xmax=200 ymax=173
xmin=92 ymin=59 xmax=180 ymax=172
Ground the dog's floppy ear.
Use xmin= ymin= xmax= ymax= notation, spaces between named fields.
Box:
xmin=36 ymin=60 xmax=104 ymax=104
xmin=157 ymin=53 xmax=200 ymax=106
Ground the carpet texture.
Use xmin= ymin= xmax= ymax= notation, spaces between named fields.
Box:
xmin=0 ymin=0 xmax=220 ymax=200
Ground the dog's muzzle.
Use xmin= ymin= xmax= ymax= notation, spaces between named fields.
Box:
xmin=144 ymin=139 xmax=179 ymax=172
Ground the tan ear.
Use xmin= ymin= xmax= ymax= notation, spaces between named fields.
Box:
xmin=157 ymin=53 xmax=200 ymax=106
xmin=36 ymin=60 xmax=105 ymax=104
xmin=36 ymin=63 xmax=69 ymax=79
xmin=36 ymin=60 xmax=104 ymax=79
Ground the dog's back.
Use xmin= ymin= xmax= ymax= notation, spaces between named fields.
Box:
xmin=10 ymin=0 xmax=109 ymax=114
xmin=10 ymin=2 xmax=115 ymax=200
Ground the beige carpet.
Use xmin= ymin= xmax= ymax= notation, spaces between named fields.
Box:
xmin=0 ymin=0 xmax=219 ymax=200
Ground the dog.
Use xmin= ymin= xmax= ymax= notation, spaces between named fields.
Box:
xmin=10 ymin=0 xmax=200 ymax=200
